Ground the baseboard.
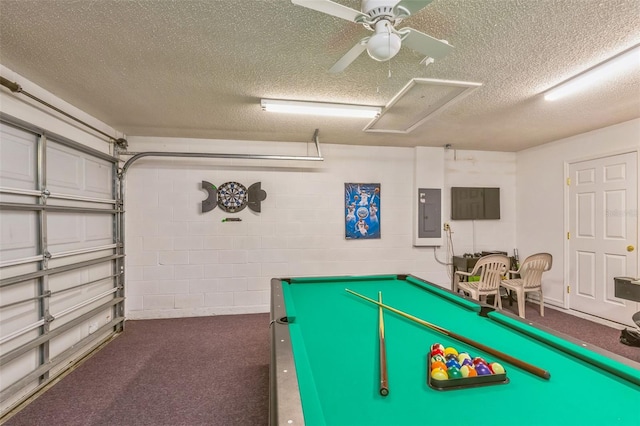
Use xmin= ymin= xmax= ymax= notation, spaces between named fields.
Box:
xmin=528 ymin=299 xmax=628 ymax=330
xmin=126 ymin=305 xmax=269 ymax=320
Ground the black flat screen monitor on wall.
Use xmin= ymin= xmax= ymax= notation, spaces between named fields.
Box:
xmin=451 ymin=187 xmax=500 ymax=220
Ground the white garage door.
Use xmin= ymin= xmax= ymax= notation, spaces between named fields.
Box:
xmin=0 ymin=119 xmax=124 ymax=414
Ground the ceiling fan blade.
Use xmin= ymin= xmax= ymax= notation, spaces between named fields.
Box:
xmin=291 ymin=0 xmax=367 ymax=22
xmin=329 ymin=38 xmax=369 ymax=73
xmin=395 ymin=0 xmax=434 ymax=16
xmin=400 ymin=27 xmax=454 ymax=59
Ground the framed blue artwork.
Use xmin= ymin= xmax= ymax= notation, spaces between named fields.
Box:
xmin=345 ymin=183 xmax=380 ymax=239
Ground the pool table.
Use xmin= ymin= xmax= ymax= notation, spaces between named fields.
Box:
xmin=269 ymin=274 xmax=640 ymax=426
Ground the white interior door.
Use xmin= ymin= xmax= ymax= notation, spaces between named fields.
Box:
xmin=568 ymin=152 xmax=638 ymax=326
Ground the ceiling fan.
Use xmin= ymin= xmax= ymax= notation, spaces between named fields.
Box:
xmin=291 ymin=0 xmax=454 ymax=73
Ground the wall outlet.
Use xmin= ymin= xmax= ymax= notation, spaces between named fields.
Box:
xmin=443 ymin=223 xmax=450 ymax=231
xmin=88 ymin=322 xmax=98 ymax=334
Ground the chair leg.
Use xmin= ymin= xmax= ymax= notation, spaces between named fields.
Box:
xmin=497 ymin=291 xmax=502 ymax=309
xmin=516 ymin=288 xmax=525 ymax=318
xmin=539 ymin=290 xmax=544 ymax=317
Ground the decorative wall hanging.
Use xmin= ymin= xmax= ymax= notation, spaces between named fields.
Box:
xmin=201 ymin=181 xmax=267 ymax=213
xmin=345 ymin=183 xmax=380 ymax=240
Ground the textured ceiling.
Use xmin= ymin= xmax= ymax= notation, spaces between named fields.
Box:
xmin=0 ymin=0 xmax=639 ymax=151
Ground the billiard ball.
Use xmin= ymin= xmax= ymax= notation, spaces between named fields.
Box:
xmin=447 ymin=366 xmax=462 ymax=379
xmin=472 ymin=357 xmax=487 ymax=366
xmin=475 ymin=364 xmax=492 ymax=376
xmin=460 ymin=365 xmax=477 ymax=378
xmin=444 ymin=347 xmax=459 ymax=357
xmin=431 ymin=354 xmax=446 ymax=364
xmin=445 ymin=353 xmax=458 ymax=361
xmin=431 ymin=348 xmax=444 ymax=357
xmin=431 ymin=361 xmax=447 ymax=372
xmin=489 ymin=362 xmax=505 ymax=374
xmin=457 ymin=352 xmax=471 ymax=364
xmin=431 ymin=343 xmax=445 ymax=353
xmin=430 ymin=368 xmax=448 ymax=380
xmin=445 ymin=359 xmax=461 ymax=369
xmin=461 ymin=358 xmax=473 ymax=367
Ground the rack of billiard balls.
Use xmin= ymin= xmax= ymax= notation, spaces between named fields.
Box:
xmin=428 ymin=343 xmax=508 ymax=390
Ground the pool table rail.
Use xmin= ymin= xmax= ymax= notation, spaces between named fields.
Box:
xmin=270 ymin=278 xmax=305 ymax=426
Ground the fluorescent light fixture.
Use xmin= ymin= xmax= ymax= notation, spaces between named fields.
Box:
xmin=544 ymin=44 xmax=640 ymax=101
xmin=261 ymin=99 xmax=381 ymax=118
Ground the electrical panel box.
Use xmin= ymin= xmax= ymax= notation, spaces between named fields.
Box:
xmin=413 ymin=146 xmax=444 ymax=247
xmin=418 ymin=188 xmax=441 ymax=238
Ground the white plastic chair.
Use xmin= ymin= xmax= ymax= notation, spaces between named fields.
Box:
xmin=500 ymin=253 xmax=552 ymax=319
xmin=454 ymin=254 xmax=510 ymax=309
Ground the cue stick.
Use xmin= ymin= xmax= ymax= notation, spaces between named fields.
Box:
xmin=378 ymin=291 xmax=389 ymax=396
xmin=346 ymin=289 xmax=551 ymax=380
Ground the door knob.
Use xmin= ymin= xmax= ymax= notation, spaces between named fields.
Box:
xmin=627 ymin=245 xmax=635 ymax=252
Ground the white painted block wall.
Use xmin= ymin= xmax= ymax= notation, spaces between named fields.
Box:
xmin=516 ymin=118 xmax=640 ymax=310
xmin=124 ymin=137 xmax=517 ymax=319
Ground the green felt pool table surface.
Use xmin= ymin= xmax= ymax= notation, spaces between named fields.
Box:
xmin=269 ymin=275 xmax=640 ymax=426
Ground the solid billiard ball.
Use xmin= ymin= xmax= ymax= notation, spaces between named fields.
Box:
xmin=460 ymin=365 xmax=477 ymax=378
xmin=489 ymin=362 xmax=505 ymax=374
xmin=431 ymin=361 xmax=447 ymax=371
xmin=447 ymin=366 xmax=462 ymax=379
xmin=472 ymin=357 xmax=487 ymax=366
xmin=431 ymin=368 xmax=448 ymax=380
xmin=444 ymin=347 xmax=459 ymax=357
xmin=475 ymin=364 xmax=492 ymax=376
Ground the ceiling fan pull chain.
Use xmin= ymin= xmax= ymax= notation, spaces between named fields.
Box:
xmin=387 ymin=22 xmax=392 ymax=79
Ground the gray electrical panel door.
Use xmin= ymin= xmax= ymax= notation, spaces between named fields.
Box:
xmin=418 ymin=188 xmax=441 ymax=238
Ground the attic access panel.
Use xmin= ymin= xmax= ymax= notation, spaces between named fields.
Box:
xmin=364 ymin=78 xmax=481 ymax=134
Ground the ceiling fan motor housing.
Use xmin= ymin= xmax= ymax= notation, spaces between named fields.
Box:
xmin=361 ymin=0 xmax=402 ymax=28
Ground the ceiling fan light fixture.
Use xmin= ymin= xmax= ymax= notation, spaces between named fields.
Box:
xmin=366 ymin=31 xmax=402 ymax=61
xmin=261 ymin=99 xmax=381 ymax=118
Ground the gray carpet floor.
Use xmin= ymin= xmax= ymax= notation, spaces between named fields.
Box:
xmin=3 ymin=300 xmax=639 ymax=426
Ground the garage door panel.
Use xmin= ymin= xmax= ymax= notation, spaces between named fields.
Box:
xmin=0 ymin=263 xmax=40 ymax=281
xmin=87 ymin=262 xmax=113 ymax=281
xmin=46 ymin=144 xmax=83 ymax=192
xmin=49 ymin=292 xmax=114 ymax=332
xmin=0 ymin=123 xmax=36 ymax=189
xmin=86 ymin=215 xmax=114 ymax=243
xmin=0 ymin=297 xmax=40 ymax=339
xmin=0 ymin=210 xmax=38 ymax=262
xmin=0 ymin=350 xmax=39 ymax=391
xmin=47 ymin=141 xmax=113 ymax=198
xmin=85 ymin=157 xmax=113 ymax=197
xmin=47 ymin=213 xmax=113 ymax=254
xmin=47 ymin=268 xmax=87 ymax=294
xmin=0 ymin=323 xmax=40 ymax=358
xmin=48 ymin=267 xmax=115 ymax=324
xmin=47 ymin=212 xmax=82 ymax=249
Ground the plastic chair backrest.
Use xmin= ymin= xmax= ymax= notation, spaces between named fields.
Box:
xmin=471 ymin=254 xmax=510 ymax=291
xmin=520 ymin=253 xmax=553 ymax=289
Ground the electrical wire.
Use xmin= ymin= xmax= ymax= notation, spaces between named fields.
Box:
xmin=433 ymin=225 xmax=455 ymax=280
